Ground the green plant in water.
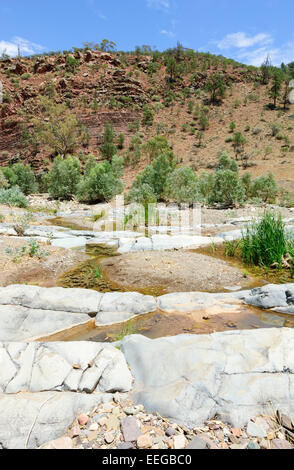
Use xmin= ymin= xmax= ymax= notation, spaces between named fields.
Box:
xmin=224 ymin=240 xmax=239 ymax=257
xmin=114 ymin=321 xmax=137 ymax=342
xmin=210 ymin=241 xmax=217 ymax=254
xmin=93 ymin=267 xmax=103 ymax=279
xmin=240 ymin=211 xmax=287 ymax=267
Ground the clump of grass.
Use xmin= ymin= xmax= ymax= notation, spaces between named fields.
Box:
xmin=240 ymin=211 xmax=288 ymax=267
xmin=114 ymin=321 xmax=137 ymax=342
xmin=224 ymin=240 xmax=239 ymax=257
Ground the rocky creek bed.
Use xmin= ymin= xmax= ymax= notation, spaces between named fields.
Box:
xmin=1 ymin=202 xmax=294 ymax=449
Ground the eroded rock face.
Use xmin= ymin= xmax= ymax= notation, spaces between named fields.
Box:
xmin=0 ymin=342 xmax=132 ymax=394
xmin=121 ymin=328 xmax=294 ymax=428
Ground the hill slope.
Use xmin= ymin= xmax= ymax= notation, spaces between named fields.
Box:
xmin=0 ymin=48 xmax=293 ymax=192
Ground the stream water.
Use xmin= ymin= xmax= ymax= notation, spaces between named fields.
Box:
xmin=47 ymin=216 xmax=294 ymax=342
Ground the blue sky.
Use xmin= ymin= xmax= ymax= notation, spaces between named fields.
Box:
xmin=0 ymin=0 xmax=293 ymax=66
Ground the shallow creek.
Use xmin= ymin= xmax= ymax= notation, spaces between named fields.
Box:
xmin=47 ymin=217 xmax=294 ymax=342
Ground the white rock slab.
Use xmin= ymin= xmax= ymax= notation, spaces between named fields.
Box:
xmin=96 ymin=292 xmax=157 ymax=326
xmin=0 ymin=285 xmax=101 ymax=315
xmin=121 ymin=328 xmax=294 ymax=428
xmin=0 ymin=305 xmax=92 ymax=342
xmin=0 ymin=392 xmax=110 ymax=449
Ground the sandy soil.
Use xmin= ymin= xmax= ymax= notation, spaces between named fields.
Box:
xmin=100 ymin=250 xmax=256 ymax=293
xmin=0 ymin=236 xmax=88 ymax=287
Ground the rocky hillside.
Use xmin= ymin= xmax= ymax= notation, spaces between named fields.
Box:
xmin=0 ymin=48 xmax=294 ymax=191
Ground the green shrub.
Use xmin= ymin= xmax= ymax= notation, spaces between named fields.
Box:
xmin=209 ymin=170 xmax=245 ymax=207
xmin=251 ymin=172 xmax=278 ymax=203
xmin=0 ymin=171 xmax=9 ymax=189
xmin=164 ymin=167 xmax=201 ymax=204
xmin=2 ymin=166 xmax=17 ymax=187
xmin=198 ymin=171 xmax=214 ymax=201
xmin=241 ymin=211 xmax=287 ymax=267
xmin=216 ymin=152 xmax=238 ymax=172
xmin=128 ymin=154 xmax=175 ymax=203
xmin=143 ymin=135 xmax=171 ymax=163
xmin=48 ymin=156 xmax=81 ymax=200
xmin=127 ymin=183 xmax=157 ymax=206
xmin=241 ymin=173 xmax=253 ymax=198
xmin=100 ymin=122 xmax=117 ymax=161
xmin=0 ymin=186 xmax=28 ymax=208
xmin=77 ymin=157 xmax=124 ymax=203
xmin=10 ymin=163 xmax=38 ymax=195
xmin=142 ymin=105 xmax=154 ymax=126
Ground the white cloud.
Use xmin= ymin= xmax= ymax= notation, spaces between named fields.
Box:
xmin=160 ymin=29 xmax=175 ymax=38
xmin=238 ymin=42 xmax=294 ymax=66
xmin=237 ymin=47 xmax=279 ymax=66
xmin=0 ymin=36 xmax=45 ymax=57
xmin=215 ymin=31 xmax=294 ymax=66
xmin=147 ymin=0 xmax=170 ymax=11
xmin=217 ymin=32 xmax=273 ymax=50
xmin=96 ymin=11 xmax=106 ymax=20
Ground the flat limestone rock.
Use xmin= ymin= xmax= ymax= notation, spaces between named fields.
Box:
xmin=51 ymin=237 xmax=88 ymax=249
xmin=96 ymin=292 xmax=157 ymax=326
xmin=121 ymin=328 xmax=294 ymax=428
xmin=157 ymin=291 xmax=245 ymax=313
xmin=0 ymin=305 xmax=92 ymax=342
xmin=0 ymin=285 xmax=101 ymax=315
xmin=0 ymin=391 xmax=109 ymax=449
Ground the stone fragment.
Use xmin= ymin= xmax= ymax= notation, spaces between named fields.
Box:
xmin=186 ymin=436 xmax=209 ymax=450
xmin=43 ymin=437 xmax=73 ymax=449
xmin=89 ymin=423 xmax=98 ymax=431
xmin=247 ymin=441 xmax=260 ymax=449
xmin=107 ymin=416 xmax=120 ymax=431
xmin=272 ymin=439 xmax=293 ymax=449
xmin=104 ymin=432 xmax=115 ymax=444
xmin=165 ymin=427 xmax=176 ymax=437
xmin=173 ymin=434 xmax=186 ymax=449
xmin=69 ymin=426 xmax=81 ymax=438
xmin=247 ymin=420 xmax=267 ymax=438
xmin=137 ymin=434 xmax=153 ymax=449
xmin=117 ymin=442 xmax=135 ymax=449
xmin=78 ymin=414 xmax=89 ymax=426
xmin=121 ymin=416 xmax=141 ymax=442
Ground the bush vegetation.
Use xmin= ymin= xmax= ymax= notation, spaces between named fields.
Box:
xmin=0 ymin=186 xmax=28 ymax=208
xmin=241 ymin=211 xmax=293 ymax=267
